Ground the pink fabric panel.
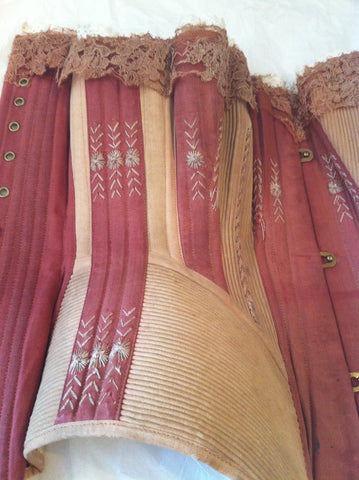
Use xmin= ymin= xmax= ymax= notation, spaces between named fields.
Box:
xmin=0 ymin=73 xmax=70 ymax=480
xmin=252 ymin=89 xmax=359 ymax=480
xmin=304 ymin=118 xmax=359 ymax=410
xmin=173 ymin=41 xmax=228 ymax=291
xmin=56 ymin=78 xmax=148 ymax=423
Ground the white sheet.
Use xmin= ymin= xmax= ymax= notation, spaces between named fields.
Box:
xmin=0 ymin=1 xmax=358 ymax=479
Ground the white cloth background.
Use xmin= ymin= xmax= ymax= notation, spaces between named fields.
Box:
xmin=0 ymin=0 xmax=358 ymax=479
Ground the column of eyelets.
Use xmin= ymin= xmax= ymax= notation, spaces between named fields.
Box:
xmin=1 ymin=77 xmax=29 ymax=198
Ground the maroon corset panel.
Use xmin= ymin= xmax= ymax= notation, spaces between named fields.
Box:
xmin=252 ymin=88 xmax=359 ymax=480
xmin=304 ymin=118 xmax=359 ymax=411
xmin=0 ymin=73 xmax=70 ymax=480
xmin=56 ymin=78 xmax=148 ymax=423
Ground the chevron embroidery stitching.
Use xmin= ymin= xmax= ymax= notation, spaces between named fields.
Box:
xmin=184 ymin=117 xmax=206 ymax=201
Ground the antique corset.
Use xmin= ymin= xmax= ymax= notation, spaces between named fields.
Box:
xmin=0 ymin=26 xmax=307 ymax=480
xmin=1 ymin=24 xmax=358 ymax=480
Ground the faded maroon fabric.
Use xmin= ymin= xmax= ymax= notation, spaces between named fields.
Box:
xmin=0 ymin=72 xmax=70 ymax=479
xmin=303 ymin=118 xmax=359 ymax=412
xmin=56 ymin=78 xmax=148 ymax=422
xmin=173 ymin=31 xmax=228 ymax=291
xmin=251 ymin=88 xmax=359 ymax=480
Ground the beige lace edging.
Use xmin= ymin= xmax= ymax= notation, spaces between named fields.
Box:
xmin=297 ymin=51 xmax=359 ymax=118
xmin=4 ymin=26 xmax=255 ymax=109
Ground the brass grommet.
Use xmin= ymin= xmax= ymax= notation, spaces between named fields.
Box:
xmin=320 ymin=251 xmax=337 ymax=268
xmin=350 ymin=372 xmax=359 ymax=393
xmin=4 ymin=151 xmax=15 ymax=162
xmin=299 ymin=148 xmax=313 ymax=163
xmin=8 ymin=121 xmax=20 ymax=132
xmin=19 ymin=78 xmax=29 ymax=87
xmin=14 ymin=97 xmax=25 ymax=107
xmin=0 ymin=187 xmax=10 ymax=198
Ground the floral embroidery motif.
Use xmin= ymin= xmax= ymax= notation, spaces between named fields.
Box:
xmin=107 ymin=150 xmax=123 ymax=169
xmin=235 ymin=128 xmax=259 ymax=323
xmin=109 ymin=339 xmax=131 ymax=362
xmin=270 ymin=158 xmax=285 ymax=223
xmin=187 ymin=150 xmax=204 ymax=169
xmin=184 ymin=117 xmax=206 ymax=200
xmin=253 ymin=157 xmax=265 ymax=240
xmin=90 ymin=152 xmax=105 ymax=171
xmin=328 ymin=179 xmax=343 ymax=194
xmin=124 ymin=121 xmax=142 ymax=196
xmin=125 ymin=148 xmax=140 ymax=167
xmin=88 ymin=120 xmax=144 ymax=200
xmin=99 ymin=307 xmax=136 ymax=406
xmin=90 ymin=124 xmax=105 ymax=201
xmin=210 ymin=117 xmax=223 ymax=210
xmin=322 ymin=154 xmax=353 ymax=223
xmin=89 ymin=343 xmax=110 ymax=368
xmin=69 ymin=349 xmax=90 ymax=374
xmin=60 ymin=307 xmax=137 ymax=412
xmin=107 ymin=122 xmax=123 ymax=198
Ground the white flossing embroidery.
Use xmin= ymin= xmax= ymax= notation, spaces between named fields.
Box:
xmin=107 ymin=122 xmax=123 ymax=198
xmin=61 ymin=307 xmax=136 ymax=411
xmin=125 ymin=121 xmax=142 ymax=196
xmin=235 ymin=129 xmax=259 ymax=323
xmin=322 ymin=154 xmax=354 ymax=223
xmin=253 ymin=157 xmax=265 ymax=239
xmin=90 ymin=124 xmax=105 ymax=201
xmin=270 ymin=158 xmax=285 ymax=223
xmin=210 ymin=117 xmax=223 ymax=210
xmin=185 ymin=117 xmax=206 ymax=200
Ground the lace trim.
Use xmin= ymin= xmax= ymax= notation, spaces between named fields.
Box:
xmin=5 ymin=31 xmax=75 ymax=84
xmin=227 ymin=46 xmax=256 ymax=109
xmin=252 ymin=76 xmax=305 ymax=142
xmin=171 ymin=25 xmax=255 ymax=108
xmin=297 ymin=51 xmax=359 ymax=118
xmin=5 ymin=26 xmax=255 ymax=108
xmin=289 ymin=93 xmax=308 ymax=143
xmin=59 ymin=34 xmax=172 ymax=94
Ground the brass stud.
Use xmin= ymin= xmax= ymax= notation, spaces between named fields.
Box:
xmin=19 ymin=78 xmax=29 ymax=87
xmin=320 ymin=251 xmax=337 ymax=269
xmin=0 ymin=187 xmax=10 ymax=198
xmin=8 ymin=121 xmax=20 ymax=132
xmin=4 ymin=151 xmax=15 ymax=162
xmin=299 ymin=148 xmax=313 ymax=163
xmin=14 ymin=97 xmax=25 ymax=107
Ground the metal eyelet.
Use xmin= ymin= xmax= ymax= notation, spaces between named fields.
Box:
xmin=4 ymin=151 xmax=15 ymax=162
xmin=19 ymin=78 xmax=29 ymax=87
xmin=299 ymin=148 xmax=313 ymax=163
xmin=14 ymin=97 xmax=25 ymax=107
xmin=320 ymin=251 xmax=337 ymax=268
xmin=8 ymin=121 xmax=20 ymax=132
xmin=0 ymin=187 xmax=10 ymax=198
